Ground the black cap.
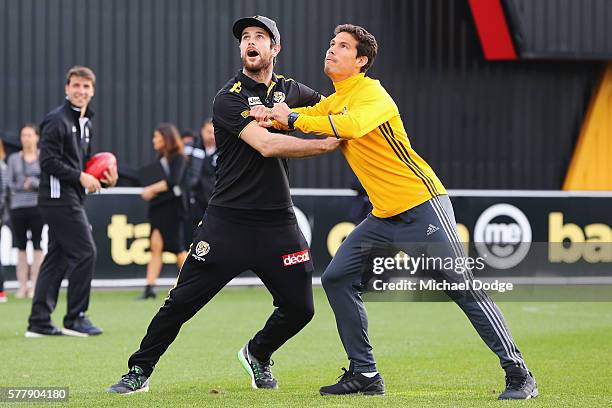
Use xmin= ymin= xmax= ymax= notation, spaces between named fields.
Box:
xmin=233 ymin=15 xmax=280 ymax=45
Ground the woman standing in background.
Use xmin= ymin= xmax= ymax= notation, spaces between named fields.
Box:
xmin=139 ymin=123 xmax=188 ymax=299
xmin=7 ymin=124 xmax=44 ymax=298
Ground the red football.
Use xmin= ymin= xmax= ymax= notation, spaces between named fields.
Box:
xmin=85 ymin=152 xmax=117 ymax=180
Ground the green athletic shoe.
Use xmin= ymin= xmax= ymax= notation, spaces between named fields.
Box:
xmin=237 ymin=342 xmax=278 ymax=389
xmin=108 ymin=366 xmax=150 ymax=394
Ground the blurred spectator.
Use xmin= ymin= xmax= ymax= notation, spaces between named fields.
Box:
xmin=7 ymin=124 xmax=44 ymax=298
xmin=186 ymin=119 xmax=217 ymax=231
xmin=349 ymin=176 xmax=372 ymax=224
xmin=0 ymin=139 xmax=7 ymax=303
xmin=139 ymin=123 xmax=188 ymax=300
xmin=181 ymin=128 xmax=196 ymax=156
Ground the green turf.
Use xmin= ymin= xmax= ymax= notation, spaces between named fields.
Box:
xmin=1 ymin=288 xmax=611 ymax=407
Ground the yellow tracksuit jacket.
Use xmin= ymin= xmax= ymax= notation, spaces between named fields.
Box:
xmin=293 ymin=73 xmax=446 ymax=218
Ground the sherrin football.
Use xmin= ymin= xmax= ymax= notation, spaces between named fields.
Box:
xmin=85 ymin=152 xmax=117 ymax=180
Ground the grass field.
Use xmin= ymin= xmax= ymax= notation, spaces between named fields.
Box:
xmin=1 ymin=287 xmax=611 ymax=407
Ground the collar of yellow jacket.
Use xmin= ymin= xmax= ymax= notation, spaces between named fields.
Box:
xmin=332 ymin=73 xmax=366 ymax=94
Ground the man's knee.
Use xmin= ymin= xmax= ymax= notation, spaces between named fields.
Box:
xmin=68 ymin=240 xmax=97 ymax=266
xmin=321 ymin=265 xmax=348 ymax=290
xmin=159 ymin=288 xmax=192 ymax=314
xmin=84 ymin=243 xmax=97 ymax=263
xmin=285 ymin=303 xmax=315 ymax=328
xmin=300 ymin=303 xmax=315 ymax=325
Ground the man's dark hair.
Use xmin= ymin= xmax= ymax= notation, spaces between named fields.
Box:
xmin=181 ymin=128 xmax=196 ymax=139
xmin=334 ymin=24 xmax=378 ymax=73
xmin=66 ymin=65 xmax=96 ymax=86
xmin=201 ymin=118 xmax=213 ymax=128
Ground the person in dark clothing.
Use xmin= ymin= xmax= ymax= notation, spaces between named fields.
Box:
xmin=108 ymin=15 xmax=340 ymax=394
xmin=139 ymin=123 xmax=188 ymax=300
xmin=181 ymin=128 xmax=196 ymax=153
xmin=26 ymin=66 xmax=118 ymax=338
xmin=0 ymin=140 xmax=7 ymax=303
xmin=186 ymin=119 xmax=217 ymax=231
xmin=181 ymin=121 xmax=218 ymax=247
xmin=180 ymin=127 xmax=198 ymax=247
xmin=348 ymin=177 xmax=372 ymax=225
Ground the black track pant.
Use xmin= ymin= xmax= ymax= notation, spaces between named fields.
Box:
xmin=28 ymin=205 xmax=97 ymax=329
xmin=128 ymin=206 xmax=314 ymax=377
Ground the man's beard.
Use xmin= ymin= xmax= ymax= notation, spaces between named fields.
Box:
xmin=242 ymin=54 xmax=274 ymax=74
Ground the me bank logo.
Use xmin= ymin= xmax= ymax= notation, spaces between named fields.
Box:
xmin=473 ymin=204 xmax=532 ymax=269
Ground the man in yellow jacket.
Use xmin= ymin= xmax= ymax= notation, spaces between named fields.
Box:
xmin=265 ymin=24 xmax=537 ymax=400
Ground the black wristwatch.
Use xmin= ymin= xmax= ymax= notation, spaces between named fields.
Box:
xmin=287 ymin=112 xmax=300 ymax=130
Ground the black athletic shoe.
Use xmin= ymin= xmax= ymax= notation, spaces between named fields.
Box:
xmin=108 ymin=366 xmax=150 ymax=394
xmin=319 ymin=367 xmax=385 ymax=396
xmin=63 ymin=316 xmax=103 ymax=337
xmin=137 ymin=285 xmax=156 ymax=300
xmin=237 ymin=343 xmax=278 ymax=389
xmin=498 ymin=366 xmax=539 ymax=400
xmin=25 ymin=325 xmax=64 ymax=338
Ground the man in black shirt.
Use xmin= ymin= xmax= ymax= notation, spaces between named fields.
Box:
xmin=109 ymin=15 xmax=340 ymax=394
xmin=26 ymin=66 xmax=118 ymax=338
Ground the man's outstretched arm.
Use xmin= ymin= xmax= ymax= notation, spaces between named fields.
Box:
xmin=272 ymin=87 xmax=396 ymax=140
xmin=240 ymin=121 xmax=341 ymax=158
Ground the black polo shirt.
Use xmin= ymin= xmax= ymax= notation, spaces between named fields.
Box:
xmin=209 ymin=71 xmax=321 ymax=211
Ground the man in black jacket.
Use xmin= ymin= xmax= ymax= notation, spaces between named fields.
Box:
xmin=26 ymin=66 xmax=118 ymax=338
xmin=187 ymin=119 xmax=217 ymax=230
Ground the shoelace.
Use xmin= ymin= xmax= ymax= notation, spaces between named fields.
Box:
xmin=251 ymin=359 xmax=274 ymax=382
xmin=505 ymin=374 xmax=528 ymax=390
xmin=336 ymin=367 xmax=353 ymax=383
xmin=120 ymin=370 xmax=145 ymax=390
